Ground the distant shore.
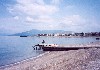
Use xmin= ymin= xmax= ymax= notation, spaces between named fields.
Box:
xmin=0 ymin=41 xmax=100 ymax=70
xmin=32 ymin=35 xmax=100 ymax=38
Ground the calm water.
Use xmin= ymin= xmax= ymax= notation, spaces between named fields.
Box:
xmin=0 ymin=36 xmax=97 ymax=66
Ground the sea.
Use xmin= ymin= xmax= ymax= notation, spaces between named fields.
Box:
xmin=0 ymin=36 xmax=98 ymax=66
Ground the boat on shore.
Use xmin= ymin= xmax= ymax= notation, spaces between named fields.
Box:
xmin=33 ymin=43 xmax=93 ymax=51
xmin=33 ymin=40 xmax=100 ymax=51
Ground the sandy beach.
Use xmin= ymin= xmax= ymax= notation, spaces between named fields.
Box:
xmin=0 ymin=41 xmax=100 ymax=70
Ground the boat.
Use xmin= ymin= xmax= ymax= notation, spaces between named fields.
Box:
xmin=33 ymin=43 xmax=91 ymax=51
xmin=33 ymin=40 xmax=100 ymax=51
xmin=20 ymin=36 xmax=28 ymax=37
xmin=96 ymin=38 xmax=100 ymax=40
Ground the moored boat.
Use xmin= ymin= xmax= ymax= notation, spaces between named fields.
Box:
xmin=33 ymin=43 xmax=91 ymax=51
xmin=96 ymin=38 xmax=100 ymax=40
xmin=20 ymin=36 xmax=27 ymax=37
xmin=33 ymin=40 xmax=100 ymax=51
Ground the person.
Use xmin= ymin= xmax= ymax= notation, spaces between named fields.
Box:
xmin=42 ymin=40 xmax=45 ymax=44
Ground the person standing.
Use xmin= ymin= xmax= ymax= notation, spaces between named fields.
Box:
xmin=42 ymin=40 xmax=45 ymax=44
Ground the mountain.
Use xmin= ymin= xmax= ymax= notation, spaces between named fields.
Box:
xmin=11 ymin=29 xmax=41 ymax=36
xmin=11 ymin=29 xmax=73 ymax=36
xmin=41 ymin=30 xmax=73 ymax=34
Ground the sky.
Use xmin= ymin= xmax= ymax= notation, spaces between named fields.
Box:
xmin=0 ymin=0 xmax=100 ymax=34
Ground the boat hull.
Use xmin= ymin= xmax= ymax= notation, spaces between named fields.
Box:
xmin=42 ymin=46 xmax=89 ymax=51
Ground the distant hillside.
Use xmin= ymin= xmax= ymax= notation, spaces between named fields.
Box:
xmin=11 ymin=29 xmax=40 ymax=36
xmin=11 ymin=29 xmax=73 ymax=36
xmin=41 ymin=30 xmax=73 ymax=34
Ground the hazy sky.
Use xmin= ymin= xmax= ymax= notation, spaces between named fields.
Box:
xmin=0 ymin=0 xmax=100 ymax=34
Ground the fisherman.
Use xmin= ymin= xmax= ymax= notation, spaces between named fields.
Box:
xmin=42 ymin=40 xmax=45 ymax=44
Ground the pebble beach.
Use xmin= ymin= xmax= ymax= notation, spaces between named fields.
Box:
xmin=0 ymin=41 xmax=100 ymax=70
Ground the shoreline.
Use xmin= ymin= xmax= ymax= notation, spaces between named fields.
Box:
xmin=34 ymin=36 xmax=100 ymax=38
xmin=0 ymin=41 xmax=100 ymax=70
xmin=0 ymin=51 xmax=50 ymax=69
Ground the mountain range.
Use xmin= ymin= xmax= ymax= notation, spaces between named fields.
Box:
xmin=11 ymin=29 xmax=73 ymax=36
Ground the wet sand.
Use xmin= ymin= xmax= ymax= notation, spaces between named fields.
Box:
xmin=0 ymin=42 xmax=100 ymax=70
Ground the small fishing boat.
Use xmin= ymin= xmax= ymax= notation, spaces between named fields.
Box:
xmin=96 ymin=38 xmax=100 ymax=40
xmin=33 ymin=40 xmax=99 ymax=51
xmin=33 ymin=43 xmax=90 ymax=51
xmin=20 ymin=36 xmax=27 ymax=37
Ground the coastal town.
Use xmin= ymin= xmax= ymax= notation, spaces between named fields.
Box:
xmin=37 ymin=32 xmax=100 ymax=37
